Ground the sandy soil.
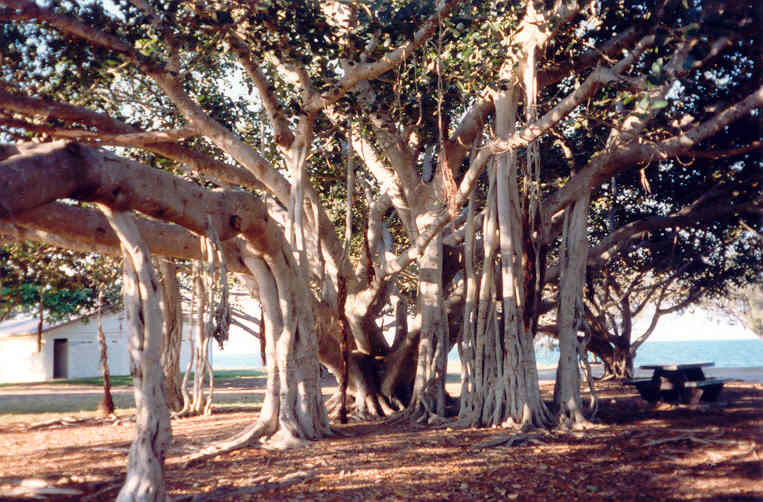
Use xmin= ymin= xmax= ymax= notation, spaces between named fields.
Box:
xmin=0 ymin=371 xmax=760 ymax=502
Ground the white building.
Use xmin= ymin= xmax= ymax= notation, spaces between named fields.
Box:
xmin=0 ymin=310 xmax=191 ymax=384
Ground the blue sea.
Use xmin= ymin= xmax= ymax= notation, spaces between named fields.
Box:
xmin=535 ymin=339 xmax=763 ymax=369
xmin=211 ymin=339 xmax=763 ymax=370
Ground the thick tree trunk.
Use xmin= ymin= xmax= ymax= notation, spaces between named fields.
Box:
xmin=99 ymin=206 xmax=170 ymax=502
xmin=157 ymin=259 xmax=183 ymax=412
xmin=458 ymin=169 xmax=499 ymax=426
xmin=457 ymin=0 xmax=584 ymax=429
xmin=182 ymin=251 xmax=330 ymax=464
xmin=493 ymin=86 xmax=550 ymax=429
xmin=586 ymin=335 xmax=633 ymax=380
xmin=243 ymin=254 xmax=331 ymax=444
xmin=554 ymin=195 xmax=591 ymax=429
xmin=405 ymin=227 xmax=449 ymax=422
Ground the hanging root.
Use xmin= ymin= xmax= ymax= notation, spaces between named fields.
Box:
xmin=580 ymin=351 xmax=600 ymax=420
xmin=575 ymin=331 xmax=599 ymax=424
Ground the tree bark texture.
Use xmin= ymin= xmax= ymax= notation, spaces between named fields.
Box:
xmin=99 ymin=206 xmax=170 ymax=502
xmin=157 ymin=259 xmax=183 ymax=412
xmin=554 ymin=194 xmax=591 ymax=429
xmin=406 ymin=226 xmax=449 ymax=421
xmin=241 ymin=255 xmax=331 ymax=446
xmin=493 ymin=85 xmax=549 ymax=429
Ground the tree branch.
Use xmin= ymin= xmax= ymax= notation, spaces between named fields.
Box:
xmin=0 ymin=90 xmax=266 ymax=191
xmin=47 ymin=127 xmax=199 ymax=146
xmin=0 ymin=204 xmax=250 ymax=276
xmin=303 ymin=0 xmax=463 ymax=113
xmin=0 ymin=0 xmax=136 ymax=56
xmin=544 ymin=86 xmax=763 ymax=222
xmin=0 ymin=142 xmax=269 ymax=243
xmin=228 ymin=35 xmax=294 ymax=148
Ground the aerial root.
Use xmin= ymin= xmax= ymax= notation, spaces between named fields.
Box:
xmin=325 ymin=390 xmax=395 ymax=421
xmin=261 ymin=428 xmax=311 ymax=450
xmin=471 ymin=432 xmax=548 ymax=450
xmin=18 ymin=414 xmax=125 ymax=431
xmin=643 ymin=430 xmax=726 ymax=447
xmin=181 ymin=421 xmax=269 ymax=467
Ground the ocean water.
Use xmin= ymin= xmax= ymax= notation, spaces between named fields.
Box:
xmin=212 ymin=339 xmax=763 ymax=370
xmin=210 ymin=351 xmax=263 ymax=369
xmin=534 ymin=338 xmax=763 ymax=369
xmin=632 ymin=339 xmax=763 ymax=367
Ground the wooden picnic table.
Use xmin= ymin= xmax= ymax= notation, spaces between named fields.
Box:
xmin=626 ymin=362 xmax=730 ymax=404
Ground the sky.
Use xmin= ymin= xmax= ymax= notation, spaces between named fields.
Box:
xmin=643 ymin=309 xmax=758 ymax=342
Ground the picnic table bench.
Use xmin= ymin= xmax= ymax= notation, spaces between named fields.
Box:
xmin=625 ymin=362 xmax=730 ymax=404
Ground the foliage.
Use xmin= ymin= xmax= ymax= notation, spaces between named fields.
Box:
xmin=0 ymin=241 xmax=121 ymax=321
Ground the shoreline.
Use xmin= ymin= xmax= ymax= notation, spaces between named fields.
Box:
xmin=444 ymin=361 xmax=763 ymax=383
xmin=5 ymin=363 xmax=758 ymax=391
xmin=204 ymin=362 xmax=763 ymax=384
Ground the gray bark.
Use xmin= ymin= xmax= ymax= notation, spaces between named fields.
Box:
xmin=554 ymin=195 xmax=591 ymax=428
xmin=407 ymin=226 xmax=449 ymax=420
xmin=99 ymin=206 xmax=170 ymax=502
xmin=493 ymin=85 xmax=549 ymax=429
xmin=157 ymin=259 xmax=183 ymax=412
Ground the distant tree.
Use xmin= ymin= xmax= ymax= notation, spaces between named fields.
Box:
xmin=737 ymin=284 xmax=763 ymax=338
xmin=574 ymin=54 xmax=762 ymax=379
xmin=0 ymin=241 xmax=121 ymax=348
xmin=710 ymin=282 xmax=763 ymax=339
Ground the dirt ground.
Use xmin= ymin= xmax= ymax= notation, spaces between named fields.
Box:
xmin=0 ymin=378 xmax=760 ymax=501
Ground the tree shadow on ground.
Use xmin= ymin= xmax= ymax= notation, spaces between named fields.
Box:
xmin=0 ymin=381 xmax=759 ymax=501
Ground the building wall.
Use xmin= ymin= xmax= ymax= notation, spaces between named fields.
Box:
xmin=0 ymin=336 xmax=52 ymax=383
xmin=57 ymin=313 xmax=132 ymax=379
xmin=0 ymin=311 xmax=192 ymax=383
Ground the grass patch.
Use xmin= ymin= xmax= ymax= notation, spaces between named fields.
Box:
xmin=0 ymin=369 xmax=265 ymax=389
xmin=55 ymin=375 xmax=134 ymax=387
xmin=0 ymin=369 xmax=266 ymax=422
xmin=0 ymin=392 xmax=137 ymax=420
xmin=212 ymin=369 xmax=265 ymax=379
xmin=0 ymin=375 xmax=133 ymax=388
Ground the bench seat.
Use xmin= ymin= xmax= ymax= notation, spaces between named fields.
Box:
xmin=683 ymin=377 xmax=732 ymax=388
xmin=624 ymin=378 xmax=660 ymax=402
xmin=683 ymin=378 xmax=731 ymax=403
xmin=624 ymin=378 xmax=653 ymax=385
xmin=624 ymin=377 xmax=730 ymax=404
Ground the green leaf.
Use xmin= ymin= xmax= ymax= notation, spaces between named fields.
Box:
xmin=651 ymin=99 xmax=669 ymax=110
